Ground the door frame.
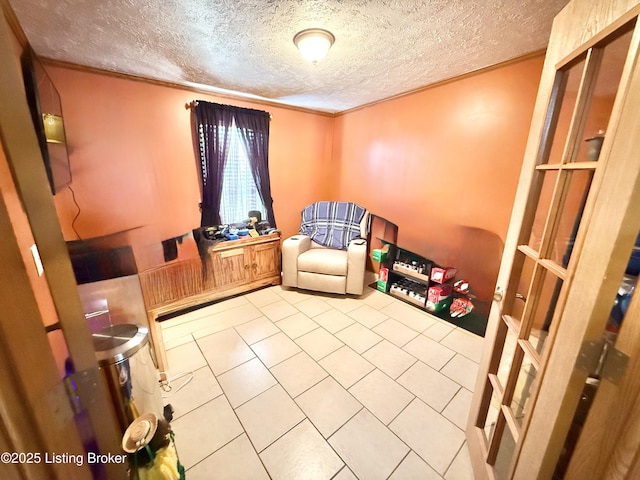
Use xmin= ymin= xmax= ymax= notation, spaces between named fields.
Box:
xmin=467 ymin=0 xmax=640 ymax=478
xmin=0 ymin=8 xmax=126 ymax=479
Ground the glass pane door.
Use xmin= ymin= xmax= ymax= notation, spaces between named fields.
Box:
xmin=554 ymin=226 xmax=639 ymax=477
xmin=476 ymin=22 xmax=636 ymax=478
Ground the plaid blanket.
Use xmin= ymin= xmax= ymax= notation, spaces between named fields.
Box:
xmin=299 ymin=201 xmax=366 ymax=250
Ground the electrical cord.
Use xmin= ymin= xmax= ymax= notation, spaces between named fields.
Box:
xmin=67 ymin=184 xmax=82 ymax=239
xmin=159 ymin=371 xmax=195 ymax=399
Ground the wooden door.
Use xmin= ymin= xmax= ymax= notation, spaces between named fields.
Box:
xmin=1 ymin=12 xmax=125 ymax=479
xmin=250 ymin=238 xmax=281 ymax=282
xmin=563 ymin=273 xmax=640 ymax=478
xmin=211 ymin=247 xmax=252 ymax=288
xmin=467 ymin=1 xmax=640 ymax=478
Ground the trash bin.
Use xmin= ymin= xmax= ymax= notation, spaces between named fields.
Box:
xmin=93 ymin=324 xmax=164 ymax=434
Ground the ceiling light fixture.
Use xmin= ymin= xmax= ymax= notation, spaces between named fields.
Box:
xmin=293 ymin=28 xmax=335 ymax=63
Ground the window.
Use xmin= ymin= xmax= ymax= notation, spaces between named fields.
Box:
xmin=194 ymin=101 xmax=275 ymax=228
xmin=200 ymin=119 xmax=266 ymax=224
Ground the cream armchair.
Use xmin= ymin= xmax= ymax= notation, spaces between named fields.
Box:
xmin=282 ymin=202 xmax=369 ymax=295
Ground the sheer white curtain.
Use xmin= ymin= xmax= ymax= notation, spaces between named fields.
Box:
xmin=218 ymin=118 xmax=266 ymax=224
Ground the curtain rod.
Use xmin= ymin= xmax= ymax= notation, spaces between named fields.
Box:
xmin=185 ymin=100 xmax=272 ymax=119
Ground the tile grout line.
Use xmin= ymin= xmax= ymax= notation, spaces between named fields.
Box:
xmin=180 ymin=430 xmax=245 ymax=474
xmin=443 ymin=438 xmax=470 ymax=479
xmin=384 ymin=449 xmax=414 ymax=480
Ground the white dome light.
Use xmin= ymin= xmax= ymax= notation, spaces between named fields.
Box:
xmin=293 ymin=28 xmax=335 ymax=63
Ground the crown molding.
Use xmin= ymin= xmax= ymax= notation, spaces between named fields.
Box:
xmin=41 ymin=57 xmax=337 ymax=118
xmin=1 ymin=0 xmax=28 ymax=48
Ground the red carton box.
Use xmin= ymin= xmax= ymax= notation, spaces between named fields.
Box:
xmin=379 ymin=267 xmax=389 ymax=283
xmin=428 ymin=283 xmax=452 ymax=303
xmin=426 ymin=283 xmax=453 ymax=313
xmin=430 ymin=266 xmax=457 ymax=284
xmin=426 ymin=296 xmax=453 ymax=313
xmin=377 ymin=267 xmax=389 ymax=292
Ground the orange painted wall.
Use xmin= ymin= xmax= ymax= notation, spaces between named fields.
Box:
xmin=45 ymin=66 xmax=335 ymax=269
xmin=332 ymin=55 xmax=545 ymax=299
xmin=46 ymin=54 xmax=544 ymax=297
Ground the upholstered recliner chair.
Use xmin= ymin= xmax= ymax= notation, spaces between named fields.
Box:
xmin=282 ymin=201 xmax=369 ymax=295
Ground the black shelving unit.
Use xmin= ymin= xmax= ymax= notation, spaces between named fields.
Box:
xmin=385 ymin=246 xmax=432 ymax=308
xmin=375 ymin=240 xmax=488 ymax=337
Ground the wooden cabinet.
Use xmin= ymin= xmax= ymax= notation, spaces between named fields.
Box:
xmin=209 ymin=237 xmax=282 ymax=287
xmin=139 ymin=233 xmax=281 ymax=373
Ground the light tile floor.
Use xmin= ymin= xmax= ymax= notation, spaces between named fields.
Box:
xmin=161 ymin=284 xmax=483 ymax=479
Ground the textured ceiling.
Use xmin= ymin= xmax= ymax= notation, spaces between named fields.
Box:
xmin=9 ymin=0 xmax=570 ymax=113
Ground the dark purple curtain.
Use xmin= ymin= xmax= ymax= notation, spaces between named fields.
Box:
xmin=235 ymin=109 xmax=277 ymax=228
xmin=194 ymin=101 xmax=276 ymax=228
xmin=195 ymin=102 xmax=233 ymax=226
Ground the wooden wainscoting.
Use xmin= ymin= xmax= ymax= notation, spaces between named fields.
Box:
xmin=139 ymin=233 xmax=281 ymax=373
